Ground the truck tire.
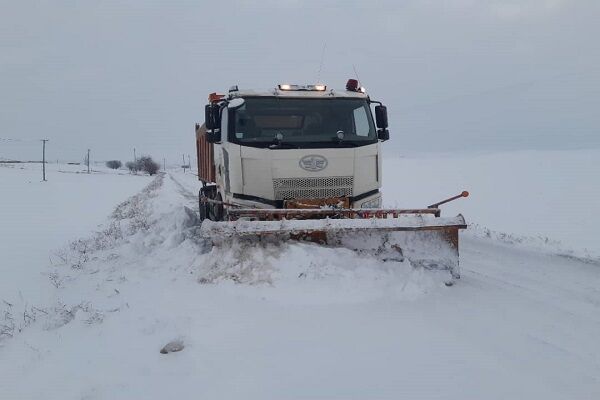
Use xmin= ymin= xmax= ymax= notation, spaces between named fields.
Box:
xmin=209 ymin=193 xmax=224 ymax=221
xmin=198 ymin=190 xmax=208 ymax=222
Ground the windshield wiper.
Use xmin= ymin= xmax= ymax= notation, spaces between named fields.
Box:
xmin=268 ymin=141 xmax=299 ymax=149
xmin=330 ymin=141 xmax=359 ymax=147
xmin=267 ymin=133 xmax=298 ymax=149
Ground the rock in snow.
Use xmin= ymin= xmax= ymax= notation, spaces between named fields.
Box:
xmin=160 ymin=339 xmax=185 ymax=354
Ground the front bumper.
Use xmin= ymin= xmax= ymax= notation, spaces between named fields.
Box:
xmin=355 ymin=192 xmax=382 ymax=208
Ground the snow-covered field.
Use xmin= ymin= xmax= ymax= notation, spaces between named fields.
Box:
xmin=383 ymin=149 xmax=600 ymax=258
xmin=0 ymin=163 xmax=152 ymax=313
xmin=1 ymin=151 xmax=599 ymax=399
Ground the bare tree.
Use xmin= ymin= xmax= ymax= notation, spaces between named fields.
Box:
xmin=125 ymin=161 xmax=139 ymax=173
xmin=105 ymin=160 xmax=122 ymax=169
xmin=138 ymin=156 xmax=160 ymax=176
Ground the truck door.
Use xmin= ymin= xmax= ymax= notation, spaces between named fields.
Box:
xmin=215 ymin=105 xmax=229 ymax=194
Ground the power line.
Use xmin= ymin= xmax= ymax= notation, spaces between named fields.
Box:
xmin=0 ymin=137 xmax=40 ymax=143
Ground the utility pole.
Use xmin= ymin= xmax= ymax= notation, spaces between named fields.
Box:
xmin=187 ymin=155 xmax=191 ymax=172
xmin=163 ymin=158 xmax=166 ymax=171
xmin=41 ymin=139 xmax=48 ymax=181
xmin=182 ymin=154 xmax=186 ymax=173
xmin=133 ymin=148 xmax=137 ymax=163
xmin=87 ymin=149 xmax=90 ymax=174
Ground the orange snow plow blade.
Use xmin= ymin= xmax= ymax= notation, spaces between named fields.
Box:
xmin=200 ymin=207 xmax=467 ymax=280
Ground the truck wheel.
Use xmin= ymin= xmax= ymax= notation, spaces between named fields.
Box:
xmin=209 ymin=193 xmax=224 ymax=221
xmin=199 ymin=191 xmax=208 ymax=222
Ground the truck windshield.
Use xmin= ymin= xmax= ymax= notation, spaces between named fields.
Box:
xmin=229 ymin=97 xmax=377 ymax=148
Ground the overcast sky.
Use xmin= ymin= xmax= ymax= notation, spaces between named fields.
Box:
xmin=1 ymin=0 xmax=598 ymax=162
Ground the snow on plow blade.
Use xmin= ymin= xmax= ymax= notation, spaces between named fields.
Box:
xmin=200 ymin=209 xmax=467 ymax=280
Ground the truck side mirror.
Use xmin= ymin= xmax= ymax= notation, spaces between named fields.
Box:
xmin=205 ymin=104 xmax=222 ymax=143
xmin=375 ymin=105 xmax=390 ymax=141
xmin=205 ymin=104 xmax=220 ymax=130
xmin=375 ymin=105 xmax=388 ymax=129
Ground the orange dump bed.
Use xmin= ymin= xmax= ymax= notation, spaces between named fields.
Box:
xmin=195 ymin=123 xmax=215 ymax=183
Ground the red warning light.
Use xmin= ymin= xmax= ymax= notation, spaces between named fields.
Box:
xmin=346 ymin=79 xmax=359 ymax=91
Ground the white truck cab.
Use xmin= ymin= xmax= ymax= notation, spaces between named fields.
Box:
xmin=197 ymin=80 xmax=390 ymax=220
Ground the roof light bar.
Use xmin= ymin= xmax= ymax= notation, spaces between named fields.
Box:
xmin=278 ymin=84 xmax=327 ymax=91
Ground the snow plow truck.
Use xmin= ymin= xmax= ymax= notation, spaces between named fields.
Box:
xmin=195 ymin=80 xmax=468 ymax=280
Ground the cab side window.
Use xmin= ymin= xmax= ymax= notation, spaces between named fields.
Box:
xmin=353 ymin=106 xmax=370 ymax=137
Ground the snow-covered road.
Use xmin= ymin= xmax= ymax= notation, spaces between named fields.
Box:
xmin=1 ymin=156 xmax=599 ymax=399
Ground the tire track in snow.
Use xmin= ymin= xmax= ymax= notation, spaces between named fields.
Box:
xmin=167 ymin=173 xmax=198 ymax=206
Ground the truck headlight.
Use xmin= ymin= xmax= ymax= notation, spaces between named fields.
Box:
xmin=360 ymin=196 xmax=382 ymax=209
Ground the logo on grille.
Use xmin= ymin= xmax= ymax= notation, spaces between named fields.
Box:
xmin=299 ymin=155 xmax=328 ymax=172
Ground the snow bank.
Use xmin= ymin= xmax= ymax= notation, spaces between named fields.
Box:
xmin=0 ymin=162 xmax=152 ymax=336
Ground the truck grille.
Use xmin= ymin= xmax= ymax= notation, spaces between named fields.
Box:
xmin=273 ymin=176 xmax=354 ymax=200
